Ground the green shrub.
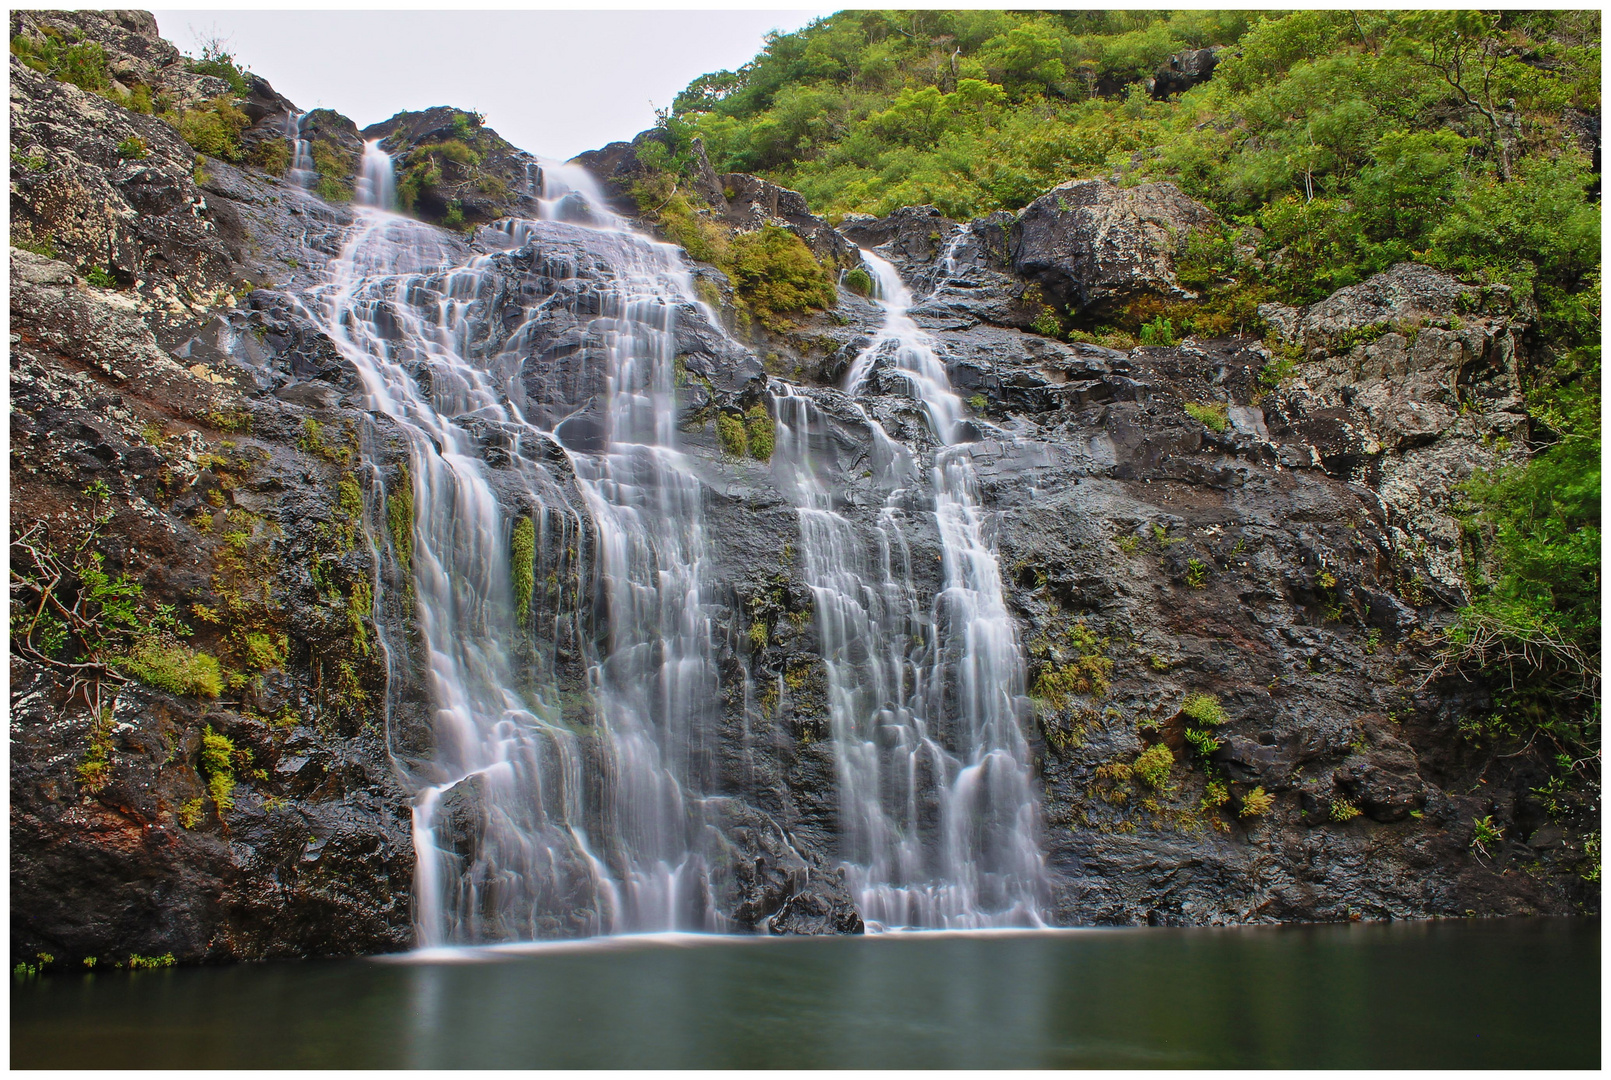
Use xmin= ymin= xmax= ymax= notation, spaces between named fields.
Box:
xmin=1471 ymin=814 xmax=1504 ymax=855
xmin=1132 ymin=743 xmax=1174 ymax=789
xmin=727 ymin=225 xmax=835 ymax=329
xmin=1199 ymin=779 xmax=1230 ymax=811
xmin=84 ymin=266 xmax=116 ymax=289
xmin=744 ymin=405 xmax=774 ymax=461
xmin=716 ymin=412 xmax=748 ymax=456
xmin=1180 ymin=692 xmax=1227 ymax=726
xmin=1330 ymin=799 xmax=1362 ymax=821
xmin=1182 ymin=726 xmax=1220 ymax=758
xmin=116 ymin=136 xmax=148 ymax=160
xmin=250 ymin=139 xmax=290 ymax=176
xmin=118 ymin=638 xmax=223 ymax=698
xmin=174 ymin=96 xmax=250 ymax=162
xmin=1139 ymin=315 xmax=1177 ymax=346
xmin=188 ymin=40 xmax=250 ymax=95
xmin=842 ymin=266 xmax=874 ymax=296
xmin=1182 ymin=401 xmax=1228 ymax=432
xmin=511 ymin=516 xmax=535 ymax=615
xmin=200 ymin=725 xmax=237 ymax=812
xmin=1184 ymin=558 xmax=1209 ymax=588
xmin=11 ymin=32 xmax=111 ymax=93
xmin=311 ymin=140 xmax=354 ymax=202
xmin=1240 ymin=786 xmax=1275 ymax=818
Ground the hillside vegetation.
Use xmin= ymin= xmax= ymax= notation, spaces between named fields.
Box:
xmin=665 ymin=9 xmax=1601 ymax=818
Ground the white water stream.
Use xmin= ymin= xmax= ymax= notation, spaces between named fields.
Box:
xmin=308 ymin=147 xmax=1042 ymax=942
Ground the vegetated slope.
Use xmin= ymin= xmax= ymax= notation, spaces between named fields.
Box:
xmin=670 ymin=7 xmax=1601 ymax=850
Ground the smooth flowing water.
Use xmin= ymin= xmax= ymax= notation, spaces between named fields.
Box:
xmin=313 ymin=153 xmax=738 ymax=942
xmin=11 ymin=919 xmax=1598 ymax=1068
xmin=773 ymin=251 xmax=1043 ymax=928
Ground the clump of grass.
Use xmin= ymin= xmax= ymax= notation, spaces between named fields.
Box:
xmin=716 ymin=412 xmax=748 ymax=456
xmin=118 ymin=638 xmax=223 ymax=698
xmin=200 ymin=725 xmax=237 ymax=812
xmin=511 ymin=515 xmax=535 ymax=615
xmin=744 ymin=405 xmax=774 ymax=461
xmin=1131 ymin=743 xmax=1174 ymax=789
xmin=1240 ymin=786 xmax=1275 ymax=818
xmin=1183 ymin=401 xmax=1229 ymax=432
xmin=842 ymin=266 xmax=874 ymax=296
xmin=1180 ymin=692 xmax=1227 ymax=727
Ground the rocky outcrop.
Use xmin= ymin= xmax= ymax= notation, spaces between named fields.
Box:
xmin=1152 ymin=46 xmax=1224 ymax=100
xmin=1011 ymin=179 xmax=1220 ymax=318
xmin=365 ymin=107 xmax=541 ymax=228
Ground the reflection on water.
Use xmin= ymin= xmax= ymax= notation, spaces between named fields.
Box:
xmin=10 ymin=918 xmax=1599 ymax=1068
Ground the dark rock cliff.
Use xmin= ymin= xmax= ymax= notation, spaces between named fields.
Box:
xmin=9 ymin=11 xmax=1596 ymax=969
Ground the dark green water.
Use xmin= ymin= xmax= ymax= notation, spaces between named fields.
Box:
xmin=11 ymin=918 xmax=1599 ymax=1068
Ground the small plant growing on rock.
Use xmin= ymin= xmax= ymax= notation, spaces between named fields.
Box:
xmin=1180 ymin=692 xmax=1227 ymax=727
xmin=1182 ymin=401 xmax=1228 ymax=432
xmin=1185 ymin=558 xmax=1209 ymax=588
xmin=744 ymin=404 xmax=774 ymax=461
xmin=1330 ymin=799 xmax=1363 ymax=822
xmin=1199 ymin=779 xmax=1230 ymax=811
xmin=200 ymin=725 xmax=238 ymax=814
xmin=842 ymin=267 xmax=874 ymax=296
xmin=1131 ymin=743 xmax=1174 ymax=789
xmin=1471 ymin=814 xmax=1504 ymax=856
xmin=84 ymin=266 xmax=116 ymax=288
xmin=716 ymin=412 xmax=748 ymax=457
xmin=177 ymin=798 xmax=204 ymax=829
xmin=1139 ymin=315 xmax=1177 ymax=347
xmin=969 ymin=394 xmax=988 ymax=411
xmin=1240 ymin=786 xmax=1275 ymax=818
xmin=511 ymin=515 xmax=535 ymax=616
xmin=1030 ymin=308 xmax=1061 ymax=337
xmin=127 ymin=953 xmax=176 ymax=969
xmin=118 ymin=638 xmax=223 ymax=698
xmin=115 ymin=136 xmax=148 ymax=160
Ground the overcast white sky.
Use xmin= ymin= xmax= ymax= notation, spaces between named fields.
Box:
xmin=151 ymin=9 xmax=833 ymax=161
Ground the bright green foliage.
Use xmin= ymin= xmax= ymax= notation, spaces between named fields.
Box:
xmin=1180 ymin=692 xmax=1228 ymax=726
xmin=116 ymin=136 xmax=148 ymax=160
xmin=1139 ymin=315 xmax=1177 ymax=347
xmin=76 ymin=707 xmax=114 ymax=791
xmin=744 ymin=405 xmax=775 ymax=461
xmin=1183 ymin=401 xmax=1228 ymax=432
xmin=1131 ymin=743 xmax=1174 ymax=789
xmin=1471 ymin=814 xmax=1504 ymax=855
xmin=727 ymin=225 xmax=837 ymax=329
xmin=127 ymin=953 xmax=177 ymax=970
xmin=1032 ymin=620 xmax=1113 ymax=707
xmin=84 ymin=266 xmax=116 ymax=288
xmin=312 ymin=140 xmax=354 ymax=202
xmin=511 ymin=516 xmax=536 ymax=616
xmin=119 ymin=638 xmax=223 ymax=698
xmin=173 ymin=96 xmax=250 ymax=162
xmin=1200 ymin=779 xmax=1230 ymax=811
xmin=1330 ymin=799 xmax=1363 ymax=822
xmin=188 ymin=39 xmax=250 ymax=95
xmin=11 ymin=30 xmax=111 ymax=93
xmin=387 ymin=465 xmax=415 ymax=578
xmin=1240 ymin=786 xmax=1275 ymax=818
xmin=1182 ymin=726 xmax=1220 ymax=758
xmin=842 ymin=267 xmax=874 ymax=296
xmin=716 ymin=412 xmax=748 ymax=456
xmin=200 ymin=725 xmax=237 ymax=813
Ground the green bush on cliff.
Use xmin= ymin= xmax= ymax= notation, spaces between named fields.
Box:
xmin=173 ymin=95 xmax=250 ymax=163
xmin=727 ymin=225 xmax=836 ymax=330
xmin=11 ymin=31 xmax=111 ymax=93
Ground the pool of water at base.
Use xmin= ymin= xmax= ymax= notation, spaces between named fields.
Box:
xmin=10 ymin=917 xmax=1598 ymax=1069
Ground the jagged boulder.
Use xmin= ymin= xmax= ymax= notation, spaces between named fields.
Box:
xmin=1011 ymin=178 xmax=1219 ymax=317
xmin=1152 ymin=46 xmax=1224 ymax=100
xmin=366 ymin=107 xmax=541 ymax=227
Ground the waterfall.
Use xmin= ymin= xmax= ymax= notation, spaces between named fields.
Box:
xmin=775 ymin=251 xmax=1045 ymax=928
xmin=285 ymin=111 xmax=315 ymax=188
xmin=355 ymin=140 xmax=396 ymax=210
xmin=310 ymin=147 xmax=733 ymax=944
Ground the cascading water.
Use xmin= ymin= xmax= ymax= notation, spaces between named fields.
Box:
xmin=311 ymin=146 xmax=736 ymax=944
xmin=355 ymin=140 xmax=396 ymax=210
xmin=774 ymin=251 xmax=1046 ymax=928
xmin=285 ymin=111 xmax=315 ymax=188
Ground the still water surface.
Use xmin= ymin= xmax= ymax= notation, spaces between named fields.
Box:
xmin=11 ymin=917 xmax=1598 ymax=1068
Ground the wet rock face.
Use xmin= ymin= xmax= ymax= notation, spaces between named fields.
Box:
xmin=10 ymin=11 xmax=1593 ymax=972
xmin=1011 ymin=178 xmax=1220 ymax=317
